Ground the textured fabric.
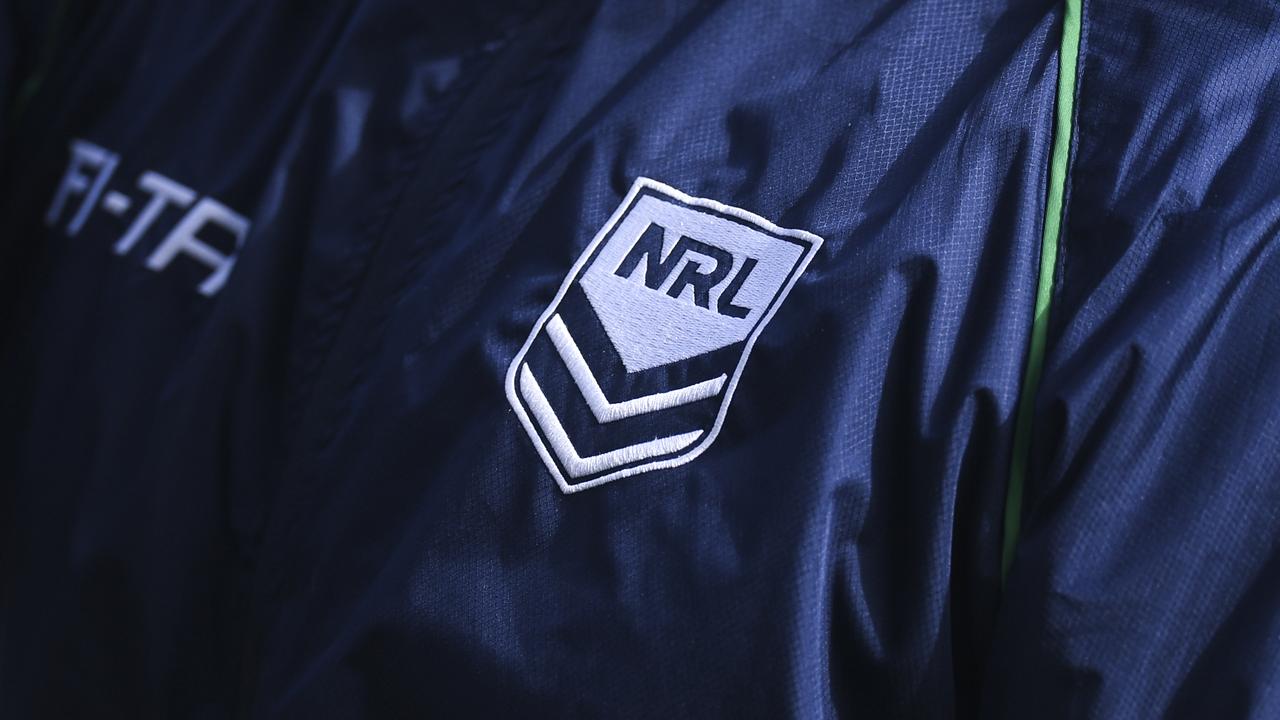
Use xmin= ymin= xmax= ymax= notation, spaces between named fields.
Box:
xmin=0 ymin=1 xmax=1273 ymax=718
xmin=1002 ymin=0 xmax=1080 ymax=580
xmin=989 ymin=1 xmax=1280 ymax=717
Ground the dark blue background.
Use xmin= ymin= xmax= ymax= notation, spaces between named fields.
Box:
xmin=2 ymin=1 xmax=1274 ymax=717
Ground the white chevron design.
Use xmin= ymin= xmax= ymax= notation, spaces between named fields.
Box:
xmin=545 ymin=313 xmax=725 ymax=423
xmin=504 ymin=176 xmax=825 ymax=491
xmin=519 ymin=364 xmax=703 ymax=478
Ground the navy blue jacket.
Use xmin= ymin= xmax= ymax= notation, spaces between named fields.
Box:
xmin=1 ymin=1 xmax=1278 ymax=717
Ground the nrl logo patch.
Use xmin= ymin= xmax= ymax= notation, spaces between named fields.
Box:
xmin=506 ymin=177 xmax=822 ymax=492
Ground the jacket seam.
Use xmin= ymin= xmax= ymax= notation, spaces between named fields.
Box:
xmin=1001 ymin=0 xmax=1084 ymax=583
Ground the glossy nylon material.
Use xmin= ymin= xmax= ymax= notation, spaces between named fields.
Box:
xmin=987 ymin=0 xmax=1280 ymax=717
xmin=0 ymin=1 xmax=1057 ymax=715
xmin=4 ymin=0 xmax=1273 ymax=718
xmin=1002 ymin=0 xmax=1082 ymax=581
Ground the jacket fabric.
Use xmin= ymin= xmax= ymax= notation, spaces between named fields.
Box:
xmin=0 ymin=1 xmax=1277 ymax=717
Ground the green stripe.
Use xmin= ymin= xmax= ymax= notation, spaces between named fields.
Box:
xmin=1001 ymin=0 xmax=1082 ymax=582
